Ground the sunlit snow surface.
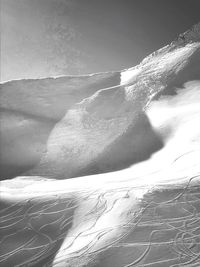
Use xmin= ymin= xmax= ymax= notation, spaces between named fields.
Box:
xmin=0 ymin=23 xmax=200 ymax=266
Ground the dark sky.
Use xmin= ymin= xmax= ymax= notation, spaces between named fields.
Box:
xmin=1 ymin=0 xmax=200 ymax=81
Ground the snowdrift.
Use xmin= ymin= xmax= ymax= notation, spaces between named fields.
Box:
xmin=29 ymin=23 xmax=200 ymax=179
xmin=1 ymin=24 xmax=200 ymax=180
xmin=0 ymin=23 xmax=200 ymax=267
xmin=0 ymin=72 xmax=120 ymax=178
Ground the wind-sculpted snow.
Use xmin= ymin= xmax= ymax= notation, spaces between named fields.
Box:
xmin=1 ymin=23 xmax=200 ymax=180
xmin=0 ymin=23 xmax=200 ymax=266
xmin=0 ymin=72 xmax=121 ymax=179
xmin=29 ymin=30 xmax=200 ymax=179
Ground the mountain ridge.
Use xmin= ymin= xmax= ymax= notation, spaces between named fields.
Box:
xmin=1 ymin=23 xmax=199 ymax=85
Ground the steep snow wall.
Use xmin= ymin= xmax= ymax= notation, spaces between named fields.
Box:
xmin=0 ymin=23 xmax=200 ymax=180
xmin=28 ymin=23 xmax=200 ymax=179
xmin=0 ymin=72 xmax=121 ymax=178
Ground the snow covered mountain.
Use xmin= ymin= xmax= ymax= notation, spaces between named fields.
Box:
xmin=23 ymin=23 xmax=200 ymax=179
xmin=0 ymin=23 xmax=200 ymax=267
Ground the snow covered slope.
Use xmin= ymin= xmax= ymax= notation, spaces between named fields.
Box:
xmin=0 ymin=72 xmax=120 ymax=178
xmin=27 ymin=23 xmax=200 ymax=179
xmin=0 ymin=23 xmax=200 ymax=267
xmin=0 ymin=24 xmax=199 ymax=180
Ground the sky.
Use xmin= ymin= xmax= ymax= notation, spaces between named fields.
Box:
xmin=1 ymin=0 xmax=200 ymax=82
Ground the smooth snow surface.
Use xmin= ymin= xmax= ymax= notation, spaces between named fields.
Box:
xmin=0 ymin=23 xmax=200 ymax=267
